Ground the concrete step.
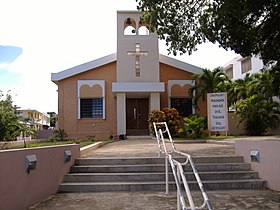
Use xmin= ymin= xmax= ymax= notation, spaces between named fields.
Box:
xmin=59 ymin=179 xmax=266 ymax=192
xmin=59 ymin=156 xmax=267 ymax=192
xmin=63 ymin=171 xmax=259 ymax=182
xmin=70 ymin=163 xmax=251 ymax=173
xmin=75 ymin=156 xmax=244 ymax=165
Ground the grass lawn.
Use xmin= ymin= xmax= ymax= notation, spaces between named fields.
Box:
xmin=173 ymin=135 xmax=239 ymax=141
xmin=0 ymin=140 xmax=109 ymax=150
xmin=27 ymin=140 xmax=94 ymax=148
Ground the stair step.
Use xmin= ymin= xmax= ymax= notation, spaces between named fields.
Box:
xmin=59 ymin=179 xmax=266 ymax=192
xmin=70 ymin=163 xmax=251 ymax=173
xmin=75 ymin=156 xmax=244 ymax=165
xmin=59 ymin=156 xmax=267 ymax=192
xmin=63 ymin=171 xmax=259 ymax=182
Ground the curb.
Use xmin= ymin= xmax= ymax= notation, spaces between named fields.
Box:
xmin=80 ymin=141 xmax=108 ymax=156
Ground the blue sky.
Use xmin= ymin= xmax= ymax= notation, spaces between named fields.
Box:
xmin=0 ymin=0 xmax=238 ymax=113
xmin=0 ymin=46 xmax=22 ymax=87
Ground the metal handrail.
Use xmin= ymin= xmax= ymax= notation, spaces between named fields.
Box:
xmin=153 ymin=122 xmax=213 ymax=210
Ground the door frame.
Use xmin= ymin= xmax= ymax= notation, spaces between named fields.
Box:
xmin=126 ymin=98 xmax=149 ymax=135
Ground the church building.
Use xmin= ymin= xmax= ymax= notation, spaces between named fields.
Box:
xmin=51 ymin=11 xmax=206 ymax=140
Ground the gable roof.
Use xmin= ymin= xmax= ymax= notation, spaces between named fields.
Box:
xmin=159 ymin=54 xmax=203 ymax=74
xmin=51 ymin=53 xmax=117 ymax=82
xmin=51 ymin=53 xmax=203 ymax=82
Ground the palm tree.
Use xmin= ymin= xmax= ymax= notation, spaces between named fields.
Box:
xmin=249 ymin=69 xmax=275 ymax=102
xmin=189 ymin=67 xmax=229 ymax=108
xmin=234 ymin=95 xmax=280 ymax=135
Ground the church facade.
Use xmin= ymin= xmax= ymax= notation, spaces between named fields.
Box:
xmin=51 ymin=11 xmax=206 ymax=140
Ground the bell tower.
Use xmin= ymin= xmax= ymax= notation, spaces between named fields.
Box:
xmin=113 ymin=11 xmax=163 ymax=136
xmin=116 ymin=11 xmax=159 ymax=82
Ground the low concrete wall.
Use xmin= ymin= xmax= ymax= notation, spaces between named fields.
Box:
xmin=235 ymin=139 xmax=280 ymax=191
xmin=37 ymin=130 xmax=55 ymax=139
xmin=0 ymin=144 xmax=80 ymax=210
xmin=228 ymin=112 xmax=280 ymax=135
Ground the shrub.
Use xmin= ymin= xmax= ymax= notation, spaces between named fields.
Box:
xmin=162 ymin=107 xmax=180 ymax=135
xmin=148 ymin=108 xmax=180 ymax=136
xmin=234 ymin=95 xmax=280 ymax=135
xmin=178 ymin=115 xmax=208 ymax=138
xmin=53 ymin=129 xmax=68 ymax=141
xmin=87 ymin=135 xmax=96 ymax=142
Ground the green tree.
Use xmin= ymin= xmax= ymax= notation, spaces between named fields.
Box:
xmin=249 ymin=69 xmax=276 ymax=102
xmin=226 ymin=73 xmax=254 ymax=106
xmin=47 ymin=112 xmax=57 ymax=128
xmin=234 ymin=95 xmax=280 ymax=135
xmin=137 ymin=0 xmax=279 ymax=67
xmin=189 ymin=67 xmax=229 ymax=108
xmin=0 ymin=91 xmax=22 ymax=141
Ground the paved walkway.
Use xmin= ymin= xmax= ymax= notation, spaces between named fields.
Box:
xmin=29 ymin=138 xmax=280 ymax=210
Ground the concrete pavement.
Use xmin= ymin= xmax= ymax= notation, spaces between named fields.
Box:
xmin=29 ymin=138 xmax=280 ymax=210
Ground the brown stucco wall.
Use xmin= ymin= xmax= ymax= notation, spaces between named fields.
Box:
xmin=56 ymin=61 xmax=207 ymax=140
xmin=159 ymin=63 xmax=207 ymax=116
xmin=0 ymin=145 xmax=80 ymax=210
xmin=57 ymin=62 xmax=117 ymax=140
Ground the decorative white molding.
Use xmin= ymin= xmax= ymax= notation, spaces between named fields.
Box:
xmin=78 ymin=80 xmax=105 ymax=97
xmin=51 ymin=54 xmax=203 ymax=82
xmin=167 ymin=80 xmax=195 ymax=114
xmin=159 ymin=54 xmax=203 ymax=74
xmin=77 ymin=80 xmax=105 ymax=119
xmin=167 ymin=80 xmax=194 ymax=98
xmin=51 ymin=53 xmax=116 ymax=82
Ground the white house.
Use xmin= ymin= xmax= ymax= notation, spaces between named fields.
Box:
xmin=223 ymin=55 xmax=265 ymax=80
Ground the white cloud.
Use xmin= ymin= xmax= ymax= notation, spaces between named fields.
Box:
xmin=0 ymin=62 xmax=10 ymax=69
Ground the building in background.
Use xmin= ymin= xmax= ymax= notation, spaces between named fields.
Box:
xmin=223 ymin=55 xmax=265 ymax=80
xmin=17 ymin=109 xmax=50 ymax=130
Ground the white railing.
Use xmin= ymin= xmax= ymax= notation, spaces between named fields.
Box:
xmin=153 ymin=122 xmax=213 ymax=210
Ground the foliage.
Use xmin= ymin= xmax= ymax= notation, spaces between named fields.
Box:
xmin=148 ymin=108 xmax=180 ymax=136
xmin=178 ymin=115 xmax=208 ymax=138
xmin=87 ymin=135 xmax=96 ymax=142
xmin=136 ymin=0 xmax=279 ymax=68
xmin=49 ymin=135 xmax=56 ymax=142
xmin=162 ymin=107 xmax=180 ymax=135
xmin=148 ymin=109 xmax=166 ymax=136
xmin=47 ymin=112 xmax=57 ymax=128
xmin=234 ymin=95 xmax=280 ymax=135
xmin=0 ymin=91 xmax=22 ymax=141
xmin=107 ymin=132 xmax=113 ymax=140
xmin=189 ymin=67 xmax=229 ymax=108
xmin=227 ymin=68 xmax=278 ymax=107
xmin=53 ymin=128 xmax=68 ymax=141
xmin=137 ymin=0 xmax=280 ymax=95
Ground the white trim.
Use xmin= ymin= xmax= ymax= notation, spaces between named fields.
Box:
xmin=77 ymin=80 xmax=105 ymax=119
xmin=168 ymin=80 xmax=195 ymax=115
xmin=167 ymin=80 xmax=194 ymax=98
xmin=112 ymin=82 xmax=164 ymax=92
xmin=51 ymin=53 xmax=203 ymax=82
xmin=52 ymin=53 xmax=116 ymax=82
xmin=159 ymin=54 xmax=203 ymax=74
xmin=78 ymin=80 xmax=105 ymax=97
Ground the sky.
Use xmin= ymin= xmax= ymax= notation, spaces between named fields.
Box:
xmin=0 ymin=0 xmax=238 ymax=113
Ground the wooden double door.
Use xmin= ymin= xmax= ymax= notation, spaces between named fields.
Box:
xmin=126 ymin=98 xmax=149 ymax=135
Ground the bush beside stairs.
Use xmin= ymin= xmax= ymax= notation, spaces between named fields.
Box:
xmin=58 ymin=156 xmax=266 ymax=192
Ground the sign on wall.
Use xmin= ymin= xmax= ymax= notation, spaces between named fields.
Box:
xmin=207 ymin=92 xmax=228 ymax=132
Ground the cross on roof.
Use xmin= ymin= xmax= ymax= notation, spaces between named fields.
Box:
xmin=127 ymin=43 xmax=148 ymax=77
